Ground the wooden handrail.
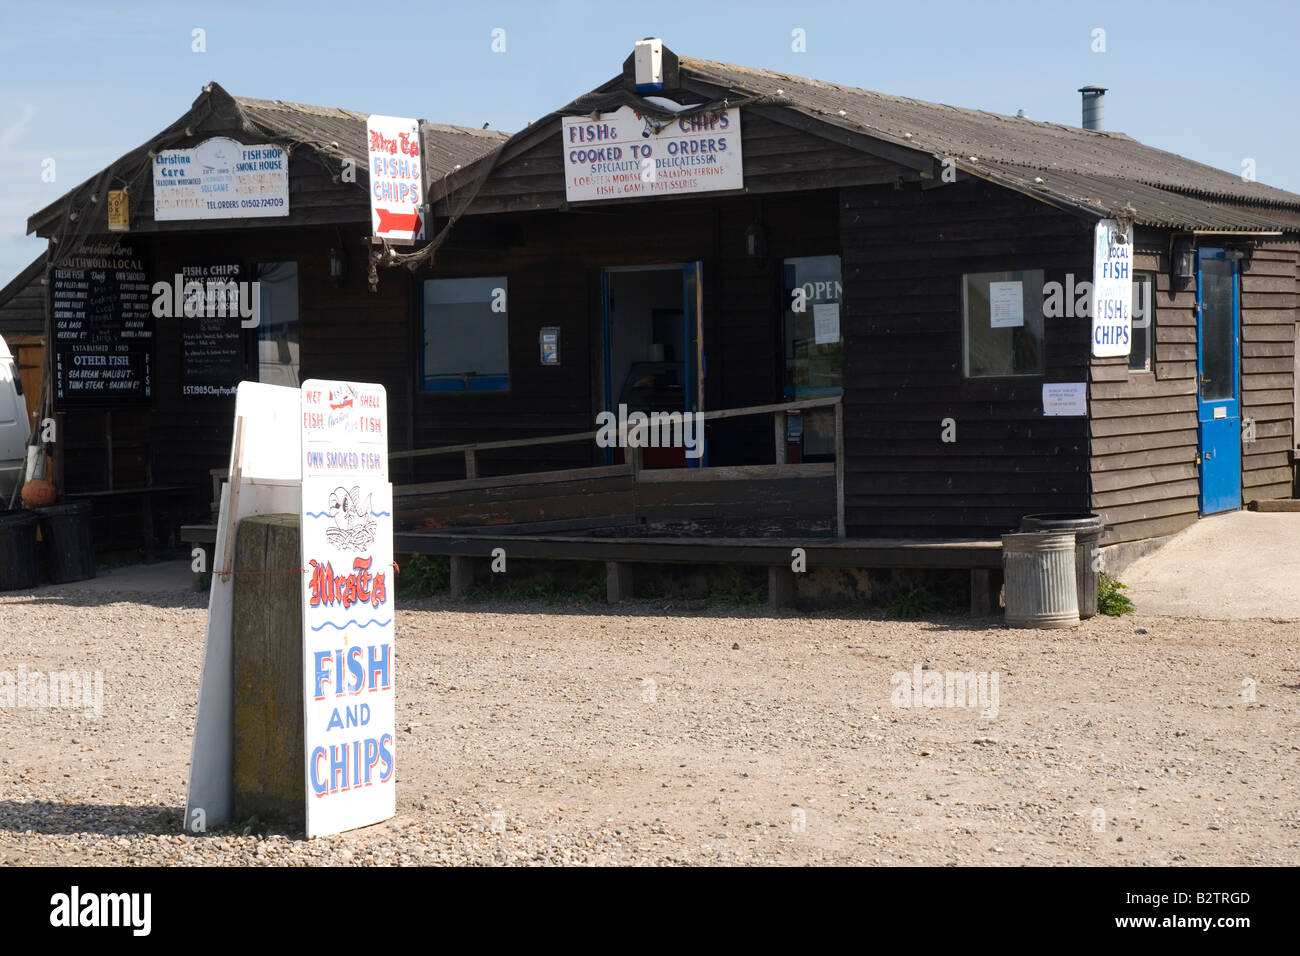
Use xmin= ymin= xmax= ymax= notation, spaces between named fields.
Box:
xmin=389 ymin=395 xmax=842 ymax=461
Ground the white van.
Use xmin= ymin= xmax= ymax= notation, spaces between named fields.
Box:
xmin=0 ymin=335 xmax=31 ymax=499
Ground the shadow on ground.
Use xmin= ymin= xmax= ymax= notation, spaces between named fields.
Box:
xmin=0 ymin=800 xmax=183 ymax=837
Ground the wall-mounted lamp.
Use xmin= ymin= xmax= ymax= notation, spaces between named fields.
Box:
xmin=744 ymin=223 xmax=766 ymax=260
xmin=1172 ymin=237 xmax=1195 ymax=285
xmin=329 ymin=247 xmax=347 ymax=288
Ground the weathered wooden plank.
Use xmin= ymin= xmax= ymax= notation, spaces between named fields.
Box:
xmin=232 ymin=513 xmax=305 ymax=827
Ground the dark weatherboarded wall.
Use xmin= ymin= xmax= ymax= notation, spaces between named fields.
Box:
xmin=414 ymin=187 xmax=844 ymax=481
xmin=1089 ymin=242 xmax=1199 ymax=546
xmin=838 ymin=178 xmax=1094 ymax=537
xmin=1240 ymin=239 xmax=1297 ymax=502
xmin=1090 ymin=237 xmax=1298 ymax=547
xmin=57 ymin=227 xmax=405 ymax=537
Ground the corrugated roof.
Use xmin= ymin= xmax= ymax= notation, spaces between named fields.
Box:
xmin=27 ymin=83 xmax=508 ymax=237
xmin=232 ymin=93 xmax=507 ymax=179
xmin=679 ymin=57 xmax=1300 ymax=216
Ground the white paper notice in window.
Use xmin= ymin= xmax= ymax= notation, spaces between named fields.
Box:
xmin=989 ymin=281 xmax=1024 ymax=328
xmin=1042 ymin=382 xmax=1087 ymax=416
xmin=813 ymin=302 xmax=840 ymax=344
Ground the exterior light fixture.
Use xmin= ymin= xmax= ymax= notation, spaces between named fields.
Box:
xmin=329 ymin=247 xmax=347 ymax=288
xmin=744 ymin=223 xmax=766 ymax=259
xmin=1173 ymin=237 xmax=1195 ymax=285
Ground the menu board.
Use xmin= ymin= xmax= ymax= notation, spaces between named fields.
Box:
xmin=180 ymin=263 xmax=246 ymax=398
xmin=52 ymin=241 xmax=153 ymax=406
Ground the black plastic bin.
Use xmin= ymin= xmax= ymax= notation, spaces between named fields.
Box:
xmin=36 ymin=500 xmax=96 ymax=584
xmin=1020 ymin=513 xmax=1104 ymax=619
xmin=0 ymin=509 xmax=40 ymax=591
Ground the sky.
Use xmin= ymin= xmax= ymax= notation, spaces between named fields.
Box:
xmin=2 ymin=0 xmax=1298 ymax=282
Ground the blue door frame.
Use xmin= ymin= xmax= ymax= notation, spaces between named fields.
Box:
xmin=1195 ymin=247 xmax=1242 ymax=514
xmin=600 ymin=263 xmax=706 ymax=467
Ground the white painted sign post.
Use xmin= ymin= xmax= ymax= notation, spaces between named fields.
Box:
xmin=299 ymin=380 xmax=395 ymax=838
xmin=153 ymin=137 xmax=289 ymax=221
xmin=187 ymin=379 xmax=396 ymax=838
xmin=367 ymin=115 xmax=425 ymax=243
xmin=186 ymin=382 xmax=302 ymax=834
xmin=561 ymin=105 xmax=743 ymax=203
xmin=1091 ymin=218 xmax=1133 ymax=357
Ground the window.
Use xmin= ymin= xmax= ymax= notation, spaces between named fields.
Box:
xmin=962 ymin=270 xmax=1045 ymax=377
xmin=421 ymin=277 xmax=509 ymax=392
xmin=1130 ymin=271 xmax=1155 ymax=372
xmin=781 ymin=255 xmax=842 ymax=458
xmin=254 ymin=262 xmax=299 ymax=387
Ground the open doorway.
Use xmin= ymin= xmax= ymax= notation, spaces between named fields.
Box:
xmin=601 ymin=264 xmax=703 ymax=467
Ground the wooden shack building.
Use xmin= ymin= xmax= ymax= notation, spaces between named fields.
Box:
xmin=23 ymin=43 xmax=1300 ymax=604
xmin=24 ymin=83 xmax=504 ymax=554
xmin=394 ymin=42 xmax=1299 ymax=590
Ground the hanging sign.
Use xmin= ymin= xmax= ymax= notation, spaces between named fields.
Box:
xmin=1091 ymin=218 xmax=1133 ymax=357
xmin=300 ymin=379 xmax=395 ymax=838
xmin=367 ymin=115 xmax=425 ymax=243
xmin=153 ymin=137 xmax=289 ymax=221
xmin=106 ymin=190 xmax=130 ymax=232
xmin=561 ymin=104 xmax=743 ymax=203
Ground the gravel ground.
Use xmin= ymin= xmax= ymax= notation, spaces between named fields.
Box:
xmin=1 ymin=586 xmax=1297 ymax=866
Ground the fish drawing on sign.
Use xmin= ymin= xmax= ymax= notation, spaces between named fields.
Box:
xmin=326 ymin=485 xmax=377 ymax=552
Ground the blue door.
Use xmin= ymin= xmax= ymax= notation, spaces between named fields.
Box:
xmin=1195 ymin=248 xmax=1241 ymax=514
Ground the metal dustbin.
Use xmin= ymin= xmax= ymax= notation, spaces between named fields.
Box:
xmin=0 ymin=509 xmax=39 ymax=591
xmin=1001 ymin=531 xmax=1080 ymax=628
xmin=36 ymin=500 xmax=96 ymax=584
xmin=1021 ymin=513 xmax=1104 ymax=619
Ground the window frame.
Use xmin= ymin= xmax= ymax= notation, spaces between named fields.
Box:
xmin=419 ymin=275 xmax=511 ymax=395
xmin=1129 ymin=270 xmax=1156 ymax=374
xmin=960 ymin=269 xmax=1047 ymax=379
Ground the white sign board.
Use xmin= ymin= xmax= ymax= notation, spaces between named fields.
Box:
xmin=813 ymin=302 xmax=840 ymax=345
xmin=186 ymin=382 xmax=302 ymax=833
xmin=367 ymin=115 xmax=425 ymax=243
xmin=989 ymin=281 xmax=1024 ymax=328
xmin=1091 ymin=219 xmax=1133 ymax=357
xmin=562 ymin=105 xmax=743 ymax=203
xmin=154 ymin=137 xmax=289 ymax=221
xmin=1042 ymin=382 xmax=1088 ymax=417
xmin=300 ymin=380 xmax=395 ymax=838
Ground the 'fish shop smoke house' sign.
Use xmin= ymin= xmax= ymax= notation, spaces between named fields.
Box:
xmin=153 ymin=136 xmax=289 ymax=221
xmin=562 ymin=105 xmax=743 ymax=203
xmin=300 ymin=379 xmax=395 ymax=838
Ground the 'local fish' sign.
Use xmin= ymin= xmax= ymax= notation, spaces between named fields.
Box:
xmin=1091 ymin=219 xmax=1133 ymax=357
xmin=300 ymin=379 xmax=394 ymax=838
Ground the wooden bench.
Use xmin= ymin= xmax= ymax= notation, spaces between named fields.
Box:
xmin=396 ymin=529 xmax=1003 ymax=613
xmin=66 ymin=484 xmax=197 ymax=561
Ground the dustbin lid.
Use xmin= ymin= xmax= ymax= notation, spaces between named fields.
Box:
xmin=1021 ymin=513 xmax=1104 ymax=535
